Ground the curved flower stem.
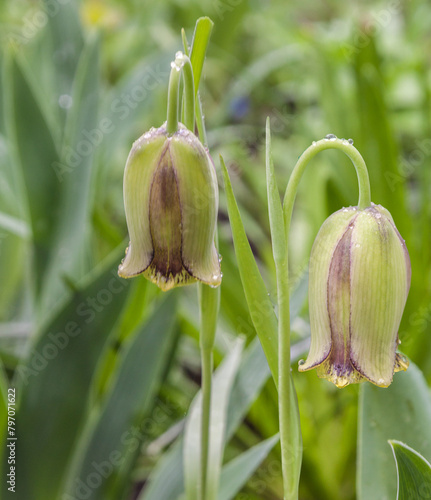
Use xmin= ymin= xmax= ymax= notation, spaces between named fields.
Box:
xmin=272 ymin=135 xmax=371 ymax=499
xmin=166 ymin=52 xmax=195 ymax=134
xmin=283 ymin=138 xmax=372 ymax=235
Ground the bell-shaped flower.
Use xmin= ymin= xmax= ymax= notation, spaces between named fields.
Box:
xmin=118 ymin=123 xmax=221 ymax=291
xmin=299 ymin=203 xmax=411 ymax=388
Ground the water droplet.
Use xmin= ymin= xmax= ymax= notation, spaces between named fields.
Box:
xmin=170 ymin=61 xmax=181 ymax=72
xmin=175 ymin=51 xmax=183 ymax=59
xmin=375 ymin=213 xmax=381 ymax=219
xmin=348 ymin=138 xmax=354 ymax=145
xmin=377 ymin=378 xmax=385 ymax=386
xmin=218 ymin=253 xmax=223 ymax=263
xmin=324 ymin=133 xmax=337 ymax=141
xmin=312 ymin=141 xmax=316 ymax=146
xmin=143 ymin=132 xmax=152 ymax=139
xmin=298 ymin=359 xmax=305 ymax=366
xmin=58 ymin=94 xmax=73 ymax=109
xmin=398 ymin=339 xmax=402 ymax=345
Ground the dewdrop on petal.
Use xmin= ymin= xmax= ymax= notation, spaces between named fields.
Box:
xmin=118 ymin=122 xmax=221 ymax=291
xmin=299 ymin=203 xmax=411 ymax=388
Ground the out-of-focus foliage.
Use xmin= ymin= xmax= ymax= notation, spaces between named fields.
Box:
xmin=1 ymin=0 xmax=431 ymax=499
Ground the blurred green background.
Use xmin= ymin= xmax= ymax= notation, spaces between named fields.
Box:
xmin=1 ymin=0 xmax=431 ymax=499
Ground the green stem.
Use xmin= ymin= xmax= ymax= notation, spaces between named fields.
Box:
xmin=198 ymin=280 xmax=220 ymax=500
xmin=283 ymin=137 xmax=372 ymax=234
xmin=166 ymin=52 xmax=195 ymax=134
xmin=275 ymin=136 xmax=371 ymax=499
xmin=266 ymin=122 xmax=301 ymax=500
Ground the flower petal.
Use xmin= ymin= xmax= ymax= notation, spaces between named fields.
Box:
xmin=350 ymin=209 xmax=409 ymax=387
xmin=169 ymin=128 xmax=221 ymax=287
xmin=299 ymin=208 xmax=358 ymax=371
xmin=118 ymin=130 xmax=166 ymax=278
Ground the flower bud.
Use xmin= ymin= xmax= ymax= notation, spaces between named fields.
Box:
xmin=118 ymin=123 xmax=221 ymax=291
xmin=299 ymin=203 xmax=411 ymax=388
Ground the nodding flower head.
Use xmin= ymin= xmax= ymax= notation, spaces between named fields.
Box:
xmin=299 ymin=203 xmax=411 ymax=388
xmin=118 ymin=123 xmax=221 ymax=292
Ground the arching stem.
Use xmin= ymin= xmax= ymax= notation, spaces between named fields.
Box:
xmin=283 ymin=138 xmax=371 ymax=236
xmin=270 ymin=133 xmax=371 ymax=499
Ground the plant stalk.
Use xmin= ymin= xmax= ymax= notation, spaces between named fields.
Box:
xmin=272 ymin=134 xmax=371 ymax=499
xmin=198 ymin=280 xmax=220 ymax=500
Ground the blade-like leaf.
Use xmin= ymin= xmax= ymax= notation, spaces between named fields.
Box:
xmin=42 ymin=0 xmax=84 ymax=104
xmin=1 ymin=248 xmax=131 ymax=500
xmin=189 ymin=17 xmax=214 ymax=97
xmin=5 ymin=53 xmax=61 ymax=293
xmin=139 ymin=329 xmax=309 ymax=500
xmin=41 ymin=36 xmax=100 ymax=310
xmin=220 ymin=156 xmax=278 ymax=385
xmin=184 ymin=338 xmax=244 ymax=500
xmin=357 ymin=362 xmax=431 ymax=500
xmin=139 ymin=441 xmax=184 ymax=500
xmin=389 ymin=440 xmax=431 ymax=500
xmin=217 ymin=434 xmax=279 ymax=500
xmin=63 ymin=294 xmax=177 ymax=500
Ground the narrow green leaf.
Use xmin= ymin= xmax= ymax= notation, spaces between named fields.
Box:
xmin=41 ymin=36 xmax=100 ymax=311
xmin=42 ymin=0 xmax=84 ymax=104
xmin=220 ymin=156 xmax=279 ymax=385
xmin=5 ymin=54 xmax=61 ymax=292
xmin=357 ymin=362 xmax=431 ymax=500
xmin=184 ymin=338 xmax=244 ymax=500
xmin=141 ymin=328 xmax=311 ymax=500
xmin=139 ymin=441 xmax=184 ymax=500
xmin=265 ymin=118 xmax=286 ymax=266
xmin=389 ymin=440 xmax=431 ymax=500
xmin=189 ymin=17 xmax=214 ymax=96
xmin=140 ymin=336 xmax=268 ymax=500
xmin=63 ymin=295 xmax=177 ymax=500
xmin=217 ymin=434 xmax=280 ymax=500
xmin=1 ymin=248 xmax=131 ymax=500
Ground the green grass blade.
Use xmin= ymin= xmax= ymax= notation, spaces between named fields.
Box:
xmin=220 ymin=156 xmax=278 ymax=385
xmin=217 ymin=434 xmax=280 ymax=500
xmin=5 ymin=54 xmax=61 ymax=295
xmin=184 ymin=338 xmax=244 ymax=500
xmin=189 ymin=17 xmax=214 ymax=96
xmin=265 ymin=118 xmax=286 ymax=265
xmin=357 ymin=363 xmax=431 ymax=500
xmin=389 ymin=440 xmax=431 ymax=500
xmin=63 ymin=294 xmax=177 ymax=500
xmin=139 ymin=441 xmax=184 ymax=500
xmin=42 ymin=0 xmax=84 ymax=104
xmin=41 ymin=36 xmax=100 ymax=310
xmin=1 ymin=248 xmax=131 ymax=500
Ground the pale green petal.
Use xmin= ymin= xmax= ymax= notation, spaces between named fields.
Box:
xmin=350 ymin=209 xmax=409 ymax=387
xmin=170 ymin=127 xmax=221 ymax=287
xmin=299 ymin=208 xmax=358 ymax=371
xmin=118 ymin=131 xmax=167 ymax=278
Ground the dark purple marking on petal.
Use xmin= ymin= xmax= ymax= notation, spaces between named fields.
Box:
xmin=326 ymin=217 xmax=357 ymax=379
xmin=149 ymin=146 xmax=187 ymax=279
